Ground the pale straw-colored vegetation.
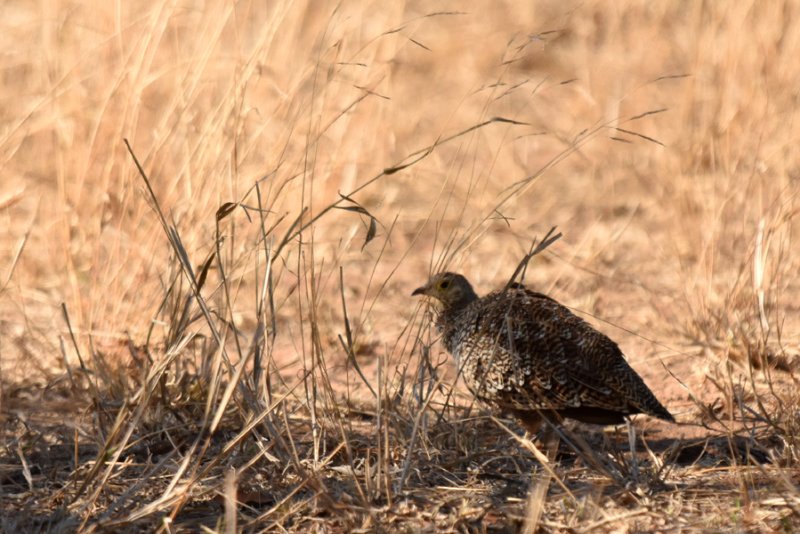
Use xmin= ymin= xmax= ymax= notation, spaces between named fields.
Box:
xmin=1 ymin=1 xmax=799 ymax=531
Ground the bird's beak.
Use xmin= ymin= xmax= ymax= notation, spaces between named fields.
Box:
xmin=411 ymin=285 xmax=428 ymax=297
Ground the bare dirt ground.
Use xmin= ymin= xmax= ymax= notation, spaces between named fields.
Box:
xmin=2 ymin=0 xmax=800 ymax=531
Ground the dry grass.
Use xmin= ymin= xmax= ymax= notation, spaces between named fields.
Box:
xmin=2 ymin=0 xmax=800 ymax=531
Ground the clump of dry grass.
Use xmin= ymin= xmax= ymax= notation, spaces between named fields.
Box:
xmin=3 ymin=0 xmax=800 ymax=531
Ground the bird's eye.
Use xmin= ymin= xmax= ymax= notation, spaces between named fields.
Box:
xmin=439 ymin=280 xmax=450 ymax=290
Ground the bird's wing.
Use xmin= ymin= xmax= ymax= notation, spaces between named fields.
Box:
xmin=479 ymin=288 xmax=641 ymax=413
xmin=519 ymin=288 xmax=672 ymax=417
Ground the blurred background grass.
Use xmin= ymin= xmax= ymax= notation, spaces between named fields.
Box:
xmin=2 ymin=0 xmax=797 ymax=382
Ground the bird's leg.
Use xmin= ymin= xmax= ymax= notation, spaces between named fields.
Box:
xmin=626 ymin=418 xmax=639 ymax=485
xmin=539 ymin=423 xmax=560 ymax=463
xmin=517 ymin=413 xmax=543 ymax=435
xmin=512 ymin=410 xmax=561 ymax=463
xmin=515 ymin=410 xmax=560 ymax=461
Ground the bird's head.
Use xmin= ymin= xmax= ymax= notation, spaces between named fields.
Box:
xmin=412 ymin=272 xmax=478 ymax=310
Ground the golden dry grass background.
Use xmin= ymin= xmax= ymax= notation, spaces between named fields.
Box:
xmin=2 ymin=0 xmax=800 ymax=531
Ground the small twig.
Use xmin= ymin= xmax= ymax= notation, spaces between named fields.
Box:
xmin=395 ymin=376 xmax=445 ymax=494
xmin=60 ymin=303 xmax=102 ymax=404
xmin=504 ymin=226 xmax=562 ymax=289
xmin=337 ymin=335 xmax=377 ymax=399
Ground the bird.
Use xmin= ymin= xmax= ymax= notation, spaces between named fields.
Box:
xmin=412 ymin=272 xmax=674 ymax=434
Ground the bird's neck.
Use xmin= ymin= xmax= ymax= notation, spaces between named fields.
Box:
xmin=446 ymin=287 xmax=478 ymax=312
xmin=435 ymin=299 xmax=473 ymax=359
xmin=436 ymin=293 xmax=477 ymax=330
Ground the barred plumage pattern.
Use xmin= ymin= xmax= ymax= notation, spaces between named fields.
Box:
xmin=412 ymin=272 xmax=674 ymax=431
